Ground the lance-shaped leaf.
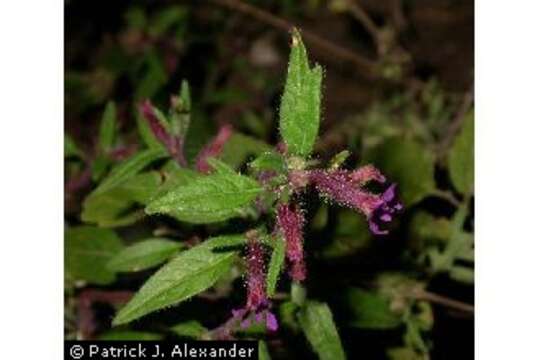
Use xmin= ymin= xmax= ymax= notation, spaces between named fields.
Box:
xmin=259 ymin=341 xmax=272 ymax=360
xmin=448 ymin=111 xmax=474 ymax=195
xmin=112 ymin=235 xmax=245 ymax=326
xmin=279 ymin=29 xmax=323 ymax=157
xmin=145 ymin=172 xmax=262 ymax=223
xmin=107 ymin=238 xmax=184 ymax=273
xmin=65 ymin=226 xmax=124 ymax=285
xmin=250 ymin=151 xmax=287 ymax=173
xmin=346 ymin=288 xmax=402 ymax=329
xmin=219 ymin=133 xmax=273 ymax=169
xmin=450 ymin=265 xmax=474 ymax=284
xmin=83 ymin=165 xmax=196 ymax=227
xmin=365 ymin=138 xmax=435 ymax=205
xmin=98 ymin=101 xmax=117 ymax=153
xmin=266 ymin=235 xmax=286 ymax=297
xmin=157 ymin=166 xmax=201 ymax=196
xmin=298 ymin=301 xmax=346 ymax=360
xmin=169 ymin=321 xmax=208 ymax=339
xmin=93 ymin=148 xmax=167 ymax=195
xmin=137 ymin=112 xmax=166 ymax=151
xmin=169 ymin=79 xmax=191 ymax=138
xmin=82 ymin=171 xmax=162 ymax=227
xmin=140 ymin=100 xmax=173 ymax=146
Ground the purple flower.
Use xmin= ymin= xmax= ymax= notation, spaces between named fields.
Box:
xmin=367 ymin=183 xmax=403 ymax=235
xmin=231 ymin=231 xmax=278 ymax=332
xmin=233 ymin=305 xmax=278 ymax=332
xmin=308 ymin=166 xmax=402 ymax=235
xmin=276 ymin=203 xmax=306 ymax=281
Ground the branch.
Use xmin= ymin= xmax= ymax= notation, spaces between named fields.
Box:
xmin=413 ymin=288 xmax=474 ymax=314
xmin=211 ymin=0 xmax=378 ymax=78
xmin=345 ymin=0 xmax=380 ymax=41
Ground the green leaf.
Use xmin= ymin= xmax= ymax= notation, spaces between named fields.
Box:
xmin=279 ymin=29 xmax=323 ymax=157
xmin=137 ymin=102 xmax=173 ymax=148
xmin=91 ymin=155 xmax=111 ymax=182
xmin=298 ymin=301 xmax=346 ymax=360
xmin=65 ymin=226 xmax=123 ymax=285
xmin=448 ymin=111 xmax=474 ymax=194
xmin=98 ymin=330 xmax=163 ymax=341
xmin=266 ymin=236 xmax=286 ymax=298
xmin=250 ymin=151 xmax=287 ymax=173
xmin=198 ymin=234 xmax=247 ymax=249
xmin=258 ymin=341 xmax=272 ymax=360
xmin=365 ymin=138 xmax=435 ymax=205
xmin=430 ymin=204 xmax=474 ymax=276
xmin=65 ymin=134 xmax=83 ymax=159
xmin=206 ymin=157 xmax=237 ymax=175
xmin=219 ymin=133 xmax=273 ymax=169
xmin=409 ymin=211 xmax=452 ymax=245
xmin=93 ymin=148 xmax=167 ymax=195
xmin=148 ymin=6 xmax=187 ymax=37
xmin=146 ymin=172 xmax=262 ymax=223
xmin=291 ymin=282 xmax=307 ymax=306
xmin=157 ymin=166 xmax=201 ymax=196
xmin=112 ymin=235 xmax=245 ymax=325
xmin=152 ymin=104 xmax=173 ymax=131
xmin=170 ymin=320 xmax=208 ymax=339
xmin=413 ymin=301 xmax=434 ymax=331
xmin=321 ymin=210 xmax=372 ymax=258
xmin=81 ymin=192 xmax=135 ymax=226
xmin=107 ymin=238 xmax=184 ymax=273
xmin=346 ymin=288 xmax=402 ymax=329
xmin=170 ymin=79 xmax=191 ymax=138
xmin=82 ymin=171 xmax=163 ymax=226
xmin=179 ymin=79 xmax=191 ymax=112
xmin=135 ymin=52 xmax=167 ymax=100
xmin=329 ymin=150 xmax=351 ymax=170
xmin=115 ymin=171 xmax=164 ymax=203
xmin=449 ymin=265 xmax=474 ymax=284
xmin=98 ymin=101 xmax=116 ymax=153
xmin=137 ymin=111 xmax=166 ymax=150
xmin=404 ymin=319 xmax=428 ymax=353
xmin=387 ymin=347 xmax=424 ymax=360
xmin=96 ymin=210 xmax=146 ymax=228
xmin=279 ymin=301 xmax=301 ymax=332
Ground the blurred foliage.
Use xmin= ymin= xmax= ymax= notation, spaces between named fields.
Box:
xmin=65 ymin=1 xmax=473 ymax=359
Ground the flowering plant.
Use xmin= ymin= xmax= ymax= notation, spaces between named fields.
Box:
xmin=66 ymin=22 xmax=473 ymax=359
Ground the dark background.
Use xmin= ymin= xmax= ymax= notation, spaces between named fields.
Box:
xmin=65 ymin=1 xmax=473 ymax=359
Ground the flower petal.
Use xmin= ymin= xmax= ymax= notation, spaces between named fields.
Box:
xmin=266 ymin=312 xmax=279 ymax=332
xmin=369 ymin=220 xmax=389 ymax=235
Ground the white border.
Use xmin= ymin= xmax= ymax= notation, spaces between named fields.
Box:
xmin=476 ymin=0 xmax=540 ymax=358
xmin=1 ymin=0 xmax=540 ymax=358
xmin=0 ymin=0 xmax=63 ymax=357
